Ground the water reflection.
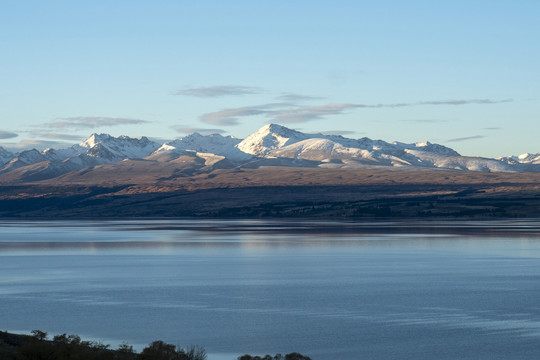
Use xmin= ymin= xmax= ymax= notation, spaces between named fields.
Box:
xmin=1 ymin=219 xmax=540 ymax=256
xmin=3 ymin=219 xmax=540 ymax=360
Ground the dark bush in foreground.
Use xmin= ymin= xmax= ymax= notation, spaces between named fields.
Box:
xmin=0 ymin=330 xmax=310 ymax=360
xmin=139 ymin=340 xmax=206 ymax=360
xmin=0 ymin=330 xmax=206 ymax=360
xmin=237 ymin=353 xmax=312 ymax=360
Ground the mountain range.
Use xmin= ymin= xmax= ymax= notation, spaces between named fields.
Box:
xmin=0 ymin=123 xmax=539 ymax=183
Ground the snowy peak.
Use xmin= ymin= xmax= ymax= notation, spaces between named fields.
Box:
xmin=12 ymin=134 xmax=163 ymax=178
xmin=498 ymin=152 xmax=540 ymax=165
xmin=518 ymin=153 xmax=540 ymax=164
xmin=238 ymin=124 xmax=460 ymax=160
xmin=0 ymin=149 xmax=47 ymax=173
xmin=154 ymin=132 xmax=248 ymax=160
xmin=236 ymin=124 xmax=525 ymax=172
xmin=79 ymin=133 xmax=113 ymax=149
xmin=76 ymin=134 xmax=160 ymax=160
xmin=393 ymin=141 xmax=461 ymax=156
xmin=100 ymin=135 xmax=159 ymax=159
xmin=0 ymin=146 xmax=14 ymax=165
xmin=157 ymin=132 xmax=240 ymax=153
xmin=239 ymin=124 xmax=389 ymax=157
xmin=413 ymin=142 xmax=460 ymax=156
xmin=86 ymin=143 xmax=120 ymax=160
xmin=42 ymin=147 xmax=80 ymax=161
xmin=237 ymin=123 xmax=311 ymax=156
xmin=0 ymin=124 xmax=539 ymax=177
xmin=13 ymin=149 xmax=44 ymax=164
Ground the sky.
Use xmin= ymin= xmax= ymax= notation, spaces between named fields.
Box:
xmin=0 ymin=0 xmax=538 ymax=158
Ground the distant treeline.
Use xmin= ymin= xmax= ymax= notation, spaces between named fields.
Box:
xmin=0 ymin=330 xmax=312 ymax=360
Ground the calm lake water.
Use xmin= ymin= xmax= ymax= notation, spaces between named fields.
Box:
xmin=2 ymin=219 xmax=540 ymax=360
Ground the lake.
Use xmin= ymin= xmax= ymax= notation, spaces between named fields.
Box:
xmin=1 ymin=219 xmax=540 ymax=360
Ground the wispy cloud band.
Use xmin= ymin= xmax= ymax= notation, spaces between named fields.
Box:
xmin=171 ymin=126 xmax=227 ymax=135
xmin=400 ymin=119 xmax=450 ymax=123
xmin=26 ymin=131 xmax=86 ymax=141
xmin=320 ymin=130 xmax=358 ymax=136
xmin=355 ymin=99 xmax=512 ymax=109
xmin=270 ymin=103 xmax=358 ymax=123
xmin=447 ymin=135 xmax=485 ymax=142
xmin=42 ymin=117 xmax=150 ymax=129
xmin=174 ymin=85 xmax=262 ymax=97
xmin=0 ymin=139 xmax=75 ymax=151
xmin=200 ymin=98 xmax=512 ymax=125
xmin=201 ymin=103 xmax=292 ymax=125
xmin=0 ymin=131 xmax=18 ymax=140
xmin=275 ymin=93 xmax=324 ymax=102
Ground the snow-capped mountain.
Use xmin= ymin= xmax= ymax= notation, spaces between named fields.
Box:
xmin=237 ymin=124 xmax=312 ymax=156
xmin=393 ymin=141 xmax=460 ymax=156
xmin=5 ymin=133 xmax=159 ymax=166
xmin=265 ymin=135 xmax=463 ymax=167
xmin=78 ymin=134 xmax=160 ymax=160
xmin=401 ymin=150 xmax=518 ymax=172
xmin=236 ymin=123 xmax=461 ymax=162
xmin=0 ymin=124 xmax=539 ymax=181
xmin=498 ymin=152 xmax=540 ymax=165
xmin=0 ymin=146 xmax=14 ymax=166
xmin=1 ymin=149 xmax=47 ymax=173
xmin=0 ymin=134 xmax=161 ymax=179
xmin=42 ymin=147 xmax=80 ymax=161
xmin=153 ymin=133 xmax=249 ymax=161
xmin=78 ymin=133 xmax=113 ymax=149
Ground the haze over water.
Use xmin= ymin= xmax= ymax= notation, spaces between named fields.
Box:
xmin=2 ymin=219 xmax=540 ymax=360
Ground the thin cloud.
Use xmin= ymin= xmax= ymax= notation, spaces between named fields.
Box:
xmin=418 ymin=99 xmax=512 ymax=105
xmin=201 ymin=103 xmax=355 ymax=125
xmin=200 ymin=98 xmax=512 ymax=125
xmin=0 ymin=131 xmax=18 ymax=140
xmin=171 ymin=126 xmax=227 ymax=135
xmin=447 ymin=135 xmax=485 ymax=142
xmin=270 ymin=103 xmax=358 ymax=123
xmin=174 ymin=85 xmax=262 ymax=97
xmin=400 ymin=119 xmax=450 ymax=123
xmin=484 ymin=127 xmax=501 ymax=130
xmin=26 ymin=131 xmax=85 ymax=141
xmin=1 ymin=139 xmax=74 ymax=152
xmin=276 ymin=93 xmax=324 ymax=102
xmin=201 ymin=103 xmax=291 ymax=125
xmin=357 ymin=99 xmax=513 ymax=108
xmin=320 ymin=130 xmax=358 ymax=136
xmin=42 ymin=117 xmax=150 ymax=129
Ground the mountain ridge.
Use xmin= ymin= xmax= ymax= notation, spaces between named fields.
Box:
xmin=0 ymin=123 xmax=538 ymax=182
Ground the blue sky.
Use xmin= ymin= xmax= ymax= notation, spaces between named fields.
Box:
xmin=0 ymin=0 xmax=538 ymax=157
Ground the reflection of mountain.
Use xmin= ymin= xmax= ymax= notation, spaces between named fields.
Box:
xmin=0 ymin=123 xmax=539 ymax=182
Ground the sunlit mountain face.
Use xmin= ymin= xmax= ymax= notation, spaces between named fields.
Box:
xmin=0 ymin=124 xmax=538 ymax=183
